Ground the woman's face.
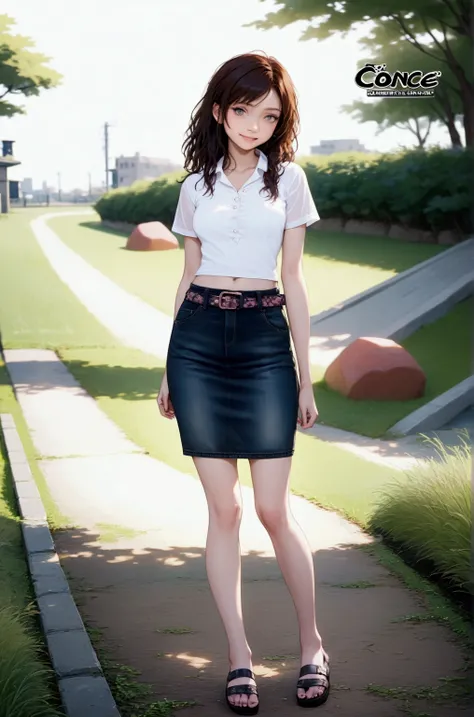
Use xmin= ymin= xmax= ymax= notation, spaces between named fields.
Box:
xmin=213 ymin=88 xmax=282 ymax=151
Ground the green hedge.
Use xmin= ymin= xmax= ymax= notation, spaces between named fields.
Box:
xmin=369 ymin=436 xmax=471 ymax=600
xmin=95 ymin=148 xmax=473 ymax=235
xmin=304 ymin=148 xmax=473 ymax=234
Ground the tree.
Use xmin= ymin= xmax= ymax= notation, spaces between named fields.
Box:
xmin=0 ymin=14 xmax=62 ymax=118
xmin=342 ymin=40 xmax=464 ymax=147
xmin=247 ymin=1 xmax=474 ymax=146
xmin=344 ymin=99 xmax=435 ymax=148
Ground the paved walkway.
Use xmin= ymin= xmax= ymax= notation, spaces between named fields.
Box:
xmin=3 ymin=348 xmax=469 ymax=717
xmin=31 ymin=211 xmax=466 ymax=470
xmin=309 ymin=238 xmax=474 ymax=367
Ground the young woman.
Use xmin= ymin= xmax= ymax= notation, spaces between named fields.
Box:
xmin=157 ymin=51 xmax=330 ymax=714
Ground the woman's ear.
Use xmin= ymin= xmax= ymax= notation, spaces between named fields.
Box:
xmin=212 ymin=103 xmax=222 ymax=123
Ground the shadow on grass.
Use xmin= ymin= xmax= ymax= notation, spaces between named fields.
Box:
xmin=52 ymin=525 xmax=472 ymax=717
xmin=302 ymin=230 xmax=445 ymax=273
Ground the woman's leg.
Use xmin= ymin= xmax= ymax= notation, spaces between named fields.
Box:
xmin=250 ymin=457 xmax=325 ymax=702
xmin=193 ymin=456 xmax=258 ymax=710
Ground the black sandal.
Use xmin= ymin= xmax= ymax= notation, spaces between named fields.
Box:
xmin=296 ymin=651 xmax=330 ymax=708
xmin=225 ymin=668 xmax=259 ymax=715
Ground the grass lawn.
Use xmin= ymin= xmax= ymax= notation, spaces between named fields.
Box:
xmin=311 ymin=298 xmax=472 ymax=437
xmin=47 ymin=212 xmax=445 ymax=317
xmin=44 ymin=211 xmax=470 ymax=437
xmin=0 ymin=209 xmax=402 ymax=528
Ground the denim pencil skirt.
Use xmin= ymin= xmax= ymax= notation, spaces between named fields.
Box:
xmin=166 ymin=283 xmax=300 ymax=459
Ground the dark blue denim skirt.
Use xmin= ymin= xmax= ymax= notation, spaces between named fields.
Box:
xmin=166 ymin=284 xmax=299 ymax=459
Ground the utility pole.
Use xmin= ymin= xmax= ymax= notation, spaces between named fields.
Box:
xmin=104 ymin=122 xmax=110 ymax=191
xmin=57 ymin=172 xmax=62 ymax=202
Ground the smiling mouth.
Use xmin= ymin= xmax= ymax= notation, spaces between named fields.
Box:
xmin=240 ymin=134 xmax=258 ymax=141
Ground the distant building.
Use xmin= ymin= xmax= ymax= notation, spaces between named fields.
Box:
xmin=310 ymin=139 xmax=369 ymax=155
xmin=21 ymin=177 xmax=33 ymax=194
xmin=115 ymin=152 xmax=181 ymax=187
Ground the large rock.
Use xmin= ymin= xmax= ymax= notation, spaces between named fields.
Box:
xmin=324 ymin=337 xmax=426 ymax=401
xmin=126 ymin=222 xmax=178 ymax=251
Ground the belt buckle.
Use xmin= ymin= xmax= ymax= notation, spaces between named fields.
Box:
xmin=218 ymin=290 xmax=243 ymax=309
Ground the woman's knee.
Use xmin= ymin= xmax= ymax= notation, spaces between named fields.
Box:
xmin=208 ymin=500 xmax=242 ymax=529
xmin=195 ymin=457 xmax=242 ymax=530
xmin=255 ymin=502 xmax=289 ymax=532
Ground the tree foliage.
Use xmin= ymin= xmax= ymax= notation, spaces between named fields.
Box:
xmin=0 ymin=14 xmax=62 ymax=118
xmin=342 ymin=40 xmax=465 ymax=147
xmin=247 ymin=1 xmax=473 ymax=145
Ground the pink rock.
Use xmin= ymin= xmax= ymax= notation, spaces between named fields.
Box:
xmin=324 ymin=337 xmax=426 ymax=400
xmin=126 ymin=222 xmax=178 ymax=251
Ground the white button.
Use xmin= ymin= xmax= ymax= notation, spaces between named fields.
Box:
xmin=233 ymin=229 xmax=238 ymax=233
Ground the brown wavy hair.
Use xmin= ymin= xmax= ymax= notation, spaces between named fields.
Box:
xmin=179 ymin=51 xmax=300 ymax=201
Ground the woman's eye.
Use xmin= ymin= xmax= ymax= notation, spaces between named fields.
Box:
xmin=266 ymin=115 xmax=278 ymax=122
xmin=233 ymin=107 xmax=245 ymax=115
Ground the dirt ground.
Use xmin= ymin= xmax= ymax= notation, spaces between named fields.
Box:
xmin=56 ymin=527 xmax=472 ymax=717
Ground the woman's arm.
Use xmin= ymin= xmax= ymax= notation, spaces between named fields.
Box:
xmin=163 ymin=235 xmax=202 ymax=380
xmin=172 ymin=235 xmax=202 ymax=319
xmin=280 ymin=224 xmax=312 ymax=388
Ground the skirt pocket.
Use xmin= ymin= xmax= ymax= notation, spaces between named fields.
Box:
xmin=261 ymin=306 xmax=290 ymax=334
xmin=174 ymin=301 xmax=203 ymax=326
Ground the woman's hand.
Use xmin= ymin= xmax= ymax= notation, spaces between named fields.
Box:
xmin=156 ymin=374 xmax=175 ymax=419
xmin=297 ymin=385 xmax=318 ymax=429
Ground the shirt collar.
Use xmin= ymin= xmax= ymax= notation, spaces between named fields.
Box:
xmin=216 ymin=149 xmax=268 ymax=176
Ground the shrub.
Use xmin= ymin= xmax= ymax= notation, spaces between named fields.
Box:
xmin=303 ymin=147 xmax=473 ymax=234
xmin=95 ymin=148 xmax=473 ymax=236
xmin=369 ymin=435 xmax=471 ymax=596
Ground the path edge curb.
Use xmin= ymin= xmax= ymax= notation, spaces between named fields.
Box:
xmin=0 ymin=413 xmax=122 ymax=717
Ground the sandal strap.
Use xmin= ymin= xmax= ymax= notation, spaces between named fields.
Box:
xmin=227 ymin=668 xmax=255 ymax=682
xmin=227 ymin=684 xmax=258 ymax=696
xmin=299 ymin=663 xmax=329 ymax=678
xmin=297 ymin=676 xmax=329 ymax=689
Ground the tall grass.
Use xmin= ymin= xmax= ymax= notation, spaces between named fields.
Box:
xmin=0 ymin=442 xmax=62 ymax=717
xmin=369 ymin=434 xmax=472 ymax=596
xmin=0 ymin=604 xmax=62 ymax=717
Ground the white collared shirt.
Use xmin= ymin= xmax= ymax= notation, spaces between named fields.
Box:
xmin=171 ymin=149 xmax=320 ymax=281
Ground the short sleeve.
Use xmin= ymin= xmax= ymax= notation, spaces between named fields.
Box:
xmin=171 ymin=175 xmax=198 ymax=237
xmin=284 ymin=164 xmax=320 ymax=230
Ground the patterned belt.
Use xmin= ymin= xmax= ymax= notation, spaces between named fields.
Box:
xmin=185 ymin=289 xmax=286 ymax=310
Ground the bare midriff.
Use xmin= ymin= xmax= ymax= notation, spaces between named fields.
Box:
xmin=192 ymin=275 xmax=278 ymax=291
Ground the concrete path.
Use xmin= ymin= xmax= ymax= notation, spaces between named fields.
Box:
xmin=31 ymin=211 xmax=173 ymax=358
xmin=309 ymin=238 xmax=474 ymax=368
xmin=4 ymin=348 xmax=469 ymax=717
xmin=31 ymin=211 xmax=466 ymax=469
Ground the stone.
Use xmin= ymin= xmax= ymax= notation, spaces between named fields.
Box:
xmin=14 ymin=479 xmax=42 ymax=502
xmin=388 ymin=224 xmax=436 ymax=243
xmin=9 ymin=461 xmax=34 ymax=482
xmin=38 ymin=592 xmax=85 ymax=633
xmin=58 ymin=675 xmax=120 ymax=717
xmin=324 ymin=336 xmax=426 ymax=401
xmin=29 ymin=551 xmax=64 ymax=579
xmin=0 ymin=413 xmax=15 ymax=428
xmin=17 ymin=496 xmax=47 ymax=522
xmin=22 ymin=522 xmax=55 ymax=554
xmin=344 ymin=219 xmax=389 ymax=236
xmin=47 ymin=629 xmax=101 ymax=678
xmin=34 ymin=574 xmax=71 ymax=598
xmin=311 ymin=217 xmax=344 ymax=232
xmin=437 ymin=229 xmax=459 ymax=245
xmin=126 ymin=221 xmax=179 ymax=251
